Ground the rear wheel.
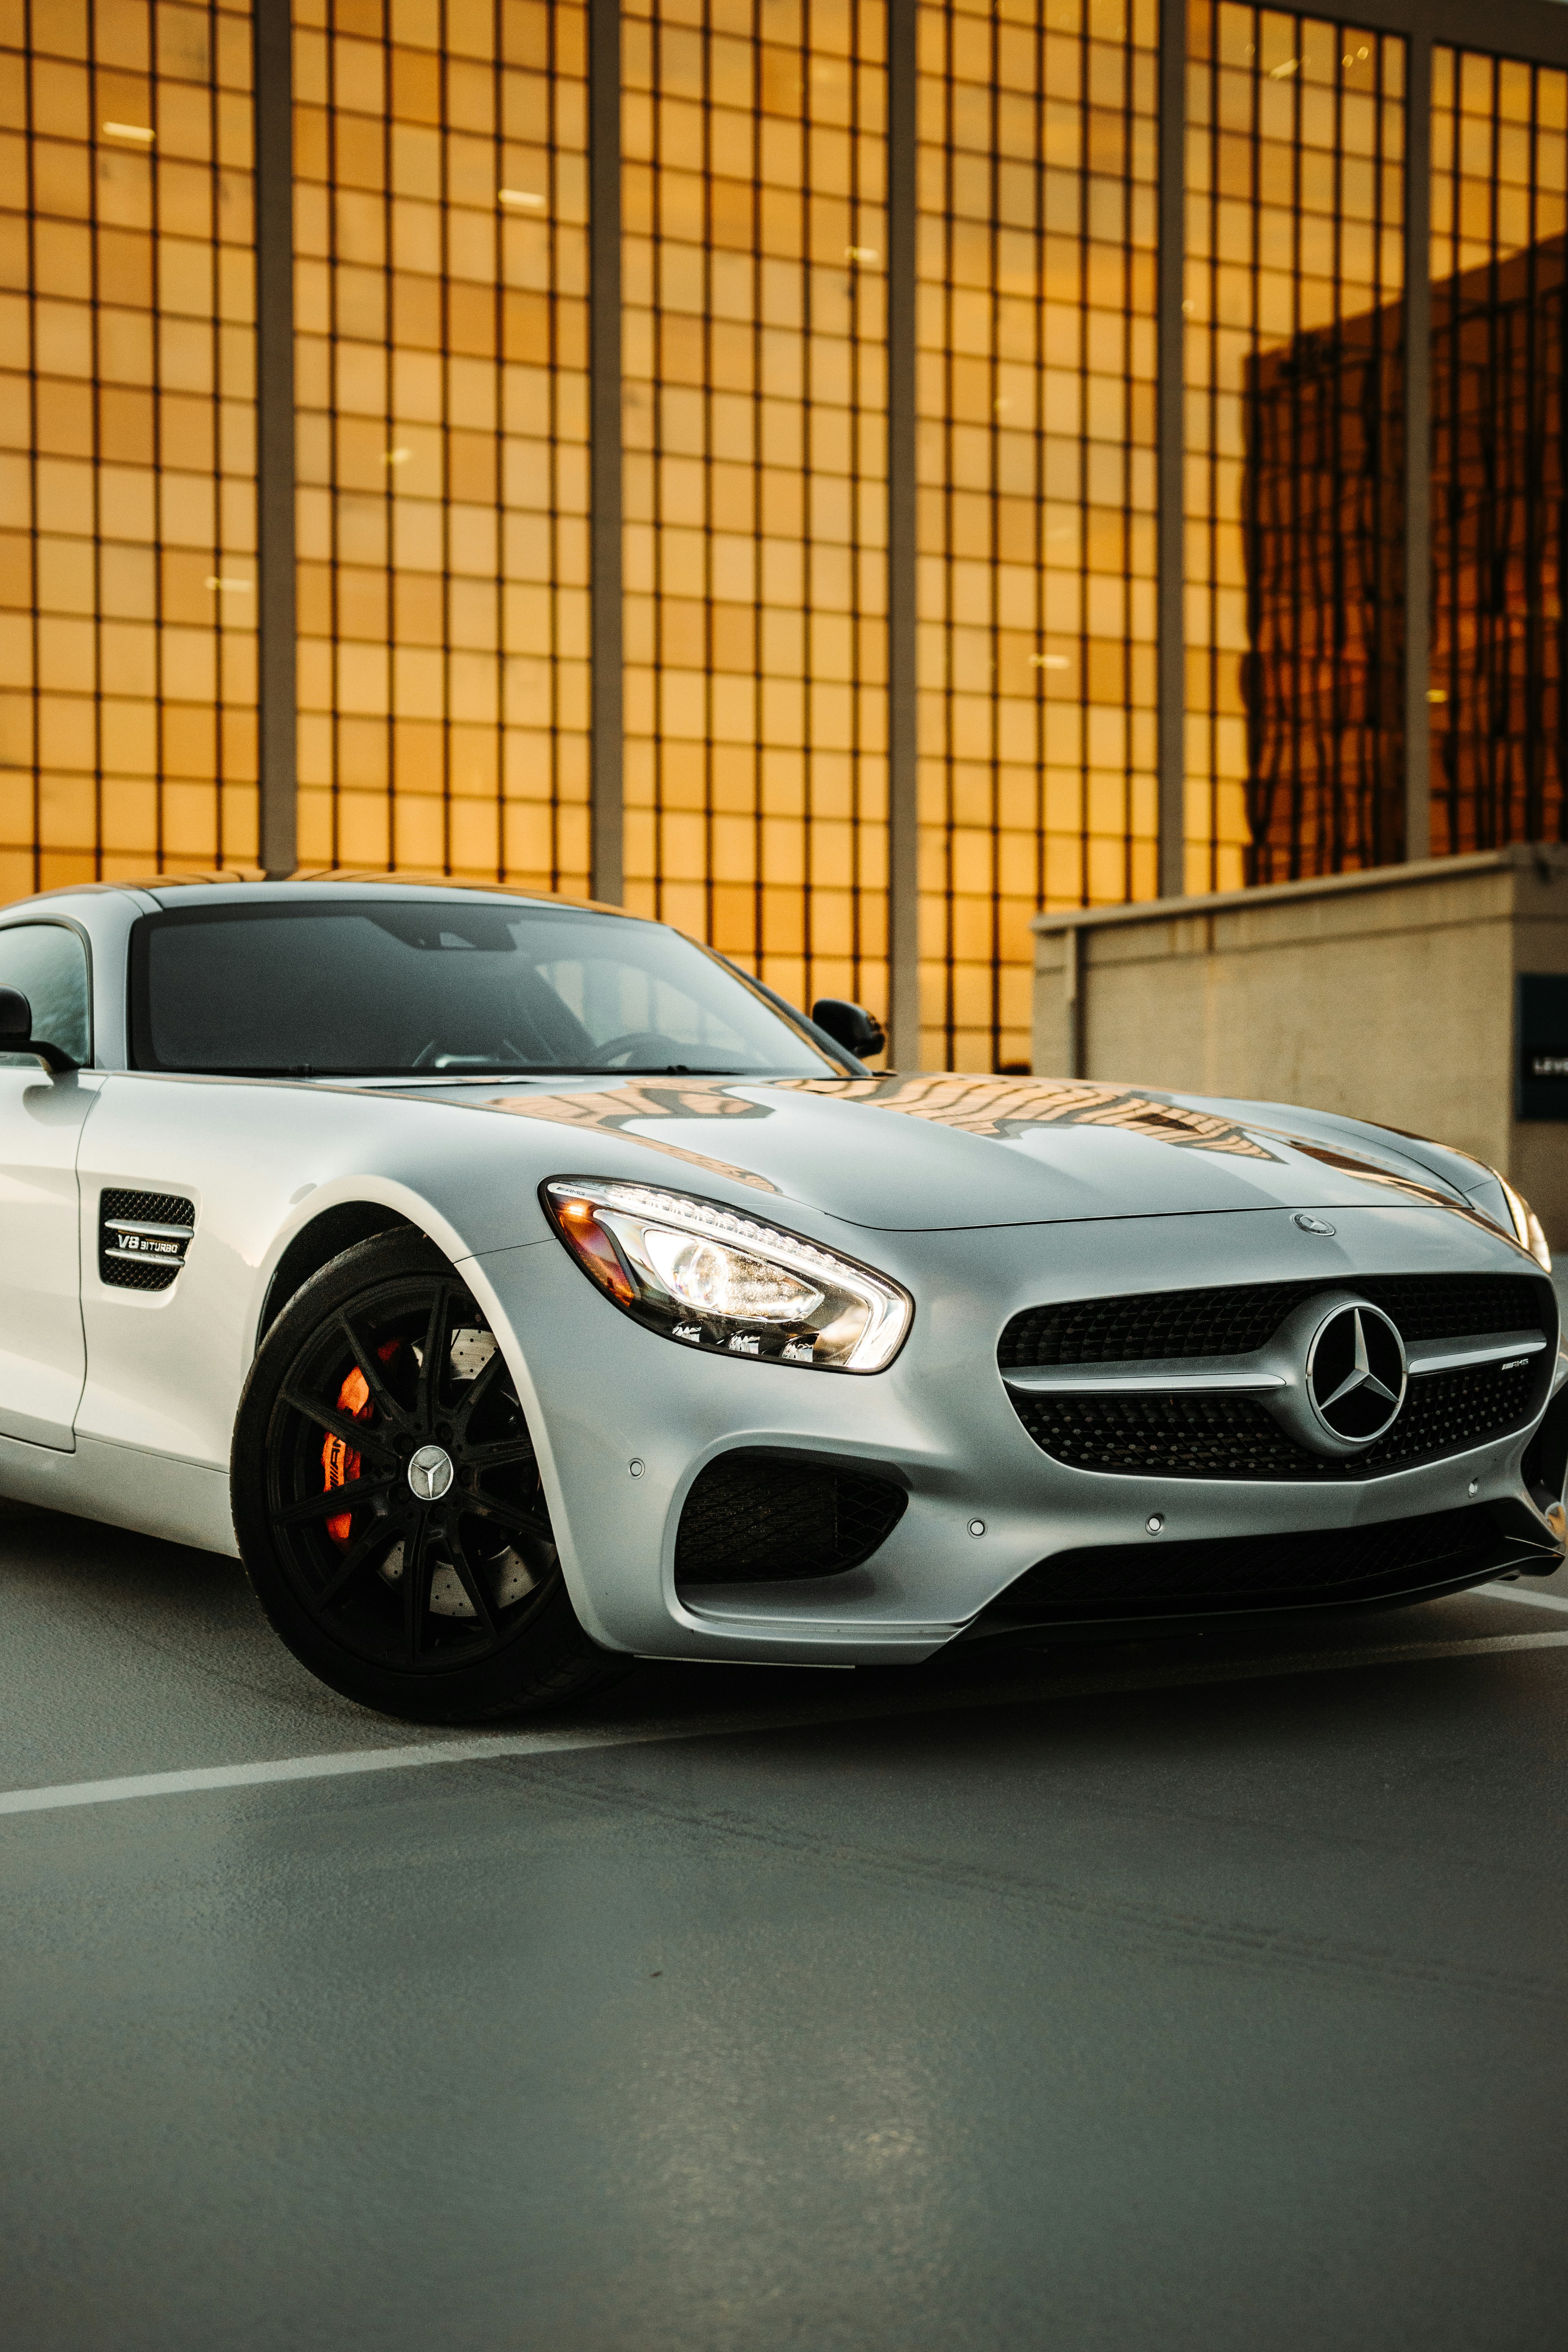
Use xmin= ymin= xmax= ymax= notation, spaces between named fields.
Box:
xmin=232 ymin=1231 xmax=625 ymax=1722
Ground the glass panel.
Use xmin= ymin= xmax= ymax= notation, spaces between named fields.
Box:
xmin=917 ymin=0 xmax=1159 ymax=1075
xmin=1430 ymin=46 xmax=1568 ymax=853
xmin=291 ymin=0 xmax=589 ymax=889
xmin=620 ymin=0 xmax=890 ymax=1046
xmin=129 ymin=896 xmax=839 ymax=1071
xmin=0 ymin=0 xmax=258 ymax=898
xmin=0 ymin=919 xmax=91 ymax=1062
xmin=1185 ymin=2 xmax=1405 ymax=887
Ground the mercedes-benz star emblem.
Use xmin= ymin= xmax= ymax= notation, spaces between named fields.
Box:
xmin=407 ymin=1442 xmax=454 ymax=1503
xmin=1293 ymin=1213 xmax=1337 ymax=1236
xmin=1305 ymin=1303 xmax=1406 ymax=1444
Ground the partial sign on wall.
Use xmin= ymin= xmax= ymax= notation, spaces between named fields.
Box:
xmin=1517 ymin=973 xmax=1568 ymax=1120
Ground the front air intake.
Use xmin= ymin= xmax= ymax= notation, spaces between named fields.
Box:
xmin=99 ymin=1189 xmax=195 ymax=1292
xmin=978 ymin=1503 xmax=1523 ymax=1629
xmin=675 ymin=1450 xmax=907 ymax=1587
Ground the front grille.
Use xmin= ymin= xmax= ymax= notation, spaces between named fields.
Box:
xmin=1000 ymin=1271 xmax=1554 ymax=1481
xmin=999 ymin=1273 xmax=1552 ymax=1370
xmin=99 ymin=1188 xmax=194 ymax=1293
xmin=1012 ymin=1358 xmax=1543 ymax=1481
xmin=675 ymin=1450 xmax=907 ymax=1586
xmin=985 ymin=1504 xmax=1503 ymax=1624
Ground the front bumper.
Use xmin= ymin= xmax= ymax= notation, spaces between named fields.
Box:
xmin=463 ymin=1201 xmax=1567 ymax=1665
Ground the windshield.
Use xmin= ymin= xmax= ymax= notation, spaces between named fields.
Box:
xmin=128 ymin=900 xmax=845 ymax=1079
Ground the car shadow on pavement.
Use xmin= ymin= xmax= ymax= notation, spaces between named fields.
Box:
xmin=1 ymin=1489 xmax=1558 ymax=1795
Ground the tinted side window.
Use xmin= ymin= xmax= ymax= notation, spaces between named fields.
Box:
xmin=0 ymin=924 xmax=91 ymax=1067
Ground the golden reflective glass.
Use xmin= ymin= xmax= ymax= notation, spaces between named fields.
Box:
xmin=9 ymin=6 xmax=1568 ymax=1040
xmin=1185 ymin=1 xmax=1404 ymax=887
xmin=620 ymin=0 xmax=889 ymax=1033
xmin=0 ymin=0 xmax=256 ymax=896
xmin=293 ymin=0 xmax=589 ymax=888
xmin=917 ymin=0 xmax=1159 ymax=1074
xmin=1430 ymin=45 xmax=1568 ymax=855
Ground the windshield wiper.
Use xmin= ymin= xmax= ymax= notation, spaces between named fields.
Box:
xmin=173 ymin=1063 xmax=572 ymax=1079
xmin=159 ymin=1061 xmax=767 ymax=1080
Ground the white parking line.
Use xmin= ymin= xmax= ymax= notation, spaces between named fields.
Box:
xmin=2 ymin=1626 xmax=1567 ymax=1819
xmin=1477 ymin=1580 xmax=1568 ymax=1615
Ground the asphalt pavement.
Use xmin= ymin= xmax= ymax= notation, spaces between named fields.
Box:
xmin=2 ymin=1488 xmax=1566 ymax=2352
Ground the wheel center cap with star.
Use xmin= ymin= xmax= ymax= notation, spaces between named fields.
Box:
xmin=407 ymin=1442 xmax=455 ymax=1502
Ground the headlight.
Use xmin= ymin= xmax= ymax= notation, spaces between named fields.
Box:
xmin=542 ymin=1178 xmax=912 ymax=1372
xmin=1499 ymin=1174 xmax=1553 ymax=1274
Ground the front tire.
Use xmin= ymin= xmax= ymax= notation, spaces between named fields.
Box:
xmin=232 ymin=1231 xmax=625 ymax=1723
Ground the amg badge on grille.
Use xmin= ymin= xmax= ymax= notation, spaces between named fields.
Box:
xmin=99 ymin=1189 xmax=196 ymax=1292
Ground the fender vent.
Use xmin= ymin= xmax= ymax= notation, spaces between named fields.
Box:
xmin=675 ymin=1450 xmax=907 ymax=1586
xmin=99 ymin=1189 xmax=195 ymax=1292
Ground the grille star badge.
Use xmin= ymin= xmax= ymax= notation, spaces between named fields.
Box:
xmin=1305 ymin=1302 xmax=1407 ymax=1445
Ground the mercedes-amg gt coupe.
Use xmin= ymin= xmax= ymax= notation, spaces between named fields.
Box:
xmin=0 ymin=871 xmax=1561 ymax=1722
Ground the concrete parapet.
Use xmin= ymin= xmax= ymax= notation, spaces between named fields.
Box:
xmin=1031 ymin=845 xmax=1568 ymax=1243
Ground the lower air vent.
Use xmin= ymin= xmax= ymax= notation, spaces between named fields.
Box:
xmin=675 ymin=1450 xmax=907 ymax=1586
xmin=99 ymin=1188 xmax=195 ymax=1292
xmin=981 ymin=1503 xmax=1517 ymax=1628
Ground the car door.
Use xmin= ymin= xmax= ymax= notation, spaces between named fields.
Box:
xmin=0 ymin=919 xmax=99 ymax=1449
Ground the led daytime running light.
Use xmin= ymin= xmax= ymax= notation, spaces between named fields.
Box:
xmin=1500 ymin=1174 xmax=1553 ymax=1274
xmin=544 ymin=1178 xmax=912 ymax=1373
xmin=575 ymin=1181 xmax=855 ymax=1276
xmin=642 ymin=1227 xmax=824 ymax=1321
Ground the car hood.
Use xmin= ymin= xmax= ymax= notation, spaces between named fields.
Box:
xmin=419 ymin=1071 xmax=1514 ymax=1238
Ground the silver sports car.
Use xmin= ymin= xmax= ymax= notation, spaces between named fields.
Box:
xmin=0 ymin=872 xmax=1562 ymax=1723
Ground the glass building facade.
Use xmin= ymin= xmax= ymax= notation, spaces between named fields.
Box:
xmin=621 ymin=0 xmax=890 ymax=1026
xmin=1429 ymin=43 xmax=1568 ymax=857
xmin=917 ymin=0 xmax=1158 ymax=1069
xmin=1 ymin=0 xmax=257 ymax=892
xmin=291 ymin=0 xmax=590 ymax=887
xmin=6 ymin=0 xmax=1568 ymax=1066
xmin=1186 ymin=3 xmax=1405 ymax=888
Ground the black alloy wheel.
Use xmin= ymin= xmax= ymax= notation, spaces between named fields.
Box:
xmin=233 ymin=1231 xmax=625 ymax=1722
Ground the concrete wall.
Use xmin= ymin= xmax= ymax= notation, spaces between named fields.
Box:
xmin=1032 ymin=845 xmax=1568 ymax=1243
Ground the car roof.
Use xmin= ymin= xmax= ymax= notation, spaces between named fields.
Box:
xmin=8 ymin=870 xmax=641 ymax=919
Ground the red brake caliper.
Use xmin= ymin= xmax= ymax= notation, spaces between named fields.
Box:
xmin=323 ymin=1341 xmax=402 ymax=1546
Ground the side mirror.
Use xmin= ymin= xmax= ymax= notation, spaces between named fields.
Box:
xmin=0 ymin=986 xmax=77 ymax=1074
xmin=811 ymin=998 xmax=886 ymax=1061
